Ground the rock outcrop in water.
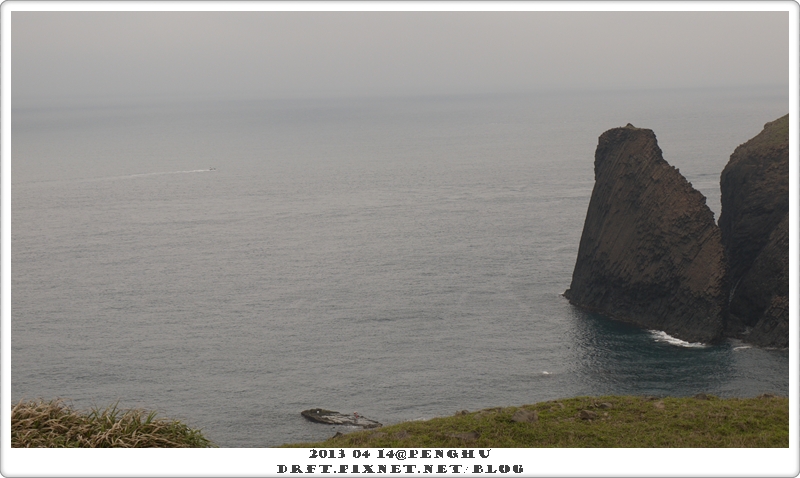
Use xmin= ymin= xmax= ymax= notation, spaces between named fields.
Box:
xmin=565 ymin=115 xmax=789 ymax=348
xmin=564 ymin=124 xmax=728 ymax=344
xmin=719 ymin=115 xmax=789 ymax=348
xmin=301 ymin=409 xmax=382 ymax=429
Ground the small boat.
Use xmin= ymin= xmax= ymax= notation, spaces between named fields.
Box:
xmin=209 ymin=167 xmax=216 ymax=171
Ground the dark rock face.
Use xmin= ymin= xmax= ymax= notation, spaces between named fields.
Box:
xmin=729 ymin=213 xmax=788 ymax=326
xmin=745 ymin=295 xmax=789 ymax=348
xmin=719 ymin=115 xmax=789 ymax=347
xmin=565 ymin=124 xmax=728 ymax=344
xmin=719 ymin=115 xmax=789 ymax=284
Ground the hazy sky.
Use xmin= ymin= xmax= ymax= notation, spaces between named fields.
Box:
xmin=11 ymin=10 xmax=790 ymax=106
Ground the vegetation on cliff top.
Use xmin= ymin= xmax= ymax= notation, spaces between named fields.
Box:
xmin=284 ymin=395 xmax=788 ymax=448
xmin=11 ymin=398 xmax=215 ymax=448
xmin=733 ymin=113 xmax=789 ymax=157
xmin=12 ymin=395 xmax=787 ymax=448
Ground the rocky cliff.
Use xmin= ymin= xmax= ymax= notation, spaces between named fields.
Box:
xmin=565 ymin=124 xmax=728 ymax=343
xmin=719 ymin=115 xmax=789 ymax=347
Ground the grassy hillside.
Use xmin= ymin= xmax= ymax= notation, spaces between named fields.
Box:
xmin=11 ymin=398 xmax=215 ymax=448
xmin=12 ymin=395 xmax=787 ymax=448
xmin=285 ymin=395 xmax=788 ymax=448
xmin=739 ymin=113 xmax=789 ymax=154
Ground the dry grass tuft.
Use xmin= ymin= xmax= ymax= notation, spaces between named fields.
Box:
xmin=12 ymin=399 xmax=214 ymax=448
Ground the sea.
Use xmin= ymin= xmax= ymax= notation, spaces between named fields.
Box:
xmin=10 ymin=86 xmax=790 ymax=447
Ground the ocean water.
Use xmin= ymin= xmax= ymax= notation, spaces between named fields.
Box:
xmin=11 ymin=87 xmax=789 ymax=447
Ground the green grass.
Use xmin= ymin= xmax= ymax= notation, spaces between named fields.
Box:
xmin=284 ymin=395 xmax=788 ymax=448
xmin=11 ymin=398 xmax=215 ymax=448
xmin=736 ymin=113 xmax=789 ymax=156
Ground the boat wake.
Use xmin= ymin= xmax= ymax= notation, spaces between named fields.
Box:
xmin=85 ymin=168 xmax=216 ymax=182
xmin=118 ymin=168 xmax=215 ymax=179
xmin=648 ymin=330 xmax=707 ymax=348
xmin=16 ymin=168 xmax=217 ymax=187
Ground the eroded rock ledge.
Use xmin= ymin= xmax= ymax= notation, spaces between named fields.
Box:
xmin=301 ymin=408 xmax=382 ymax=429
xmin=564 ymin=124 xmax=728 ymax=344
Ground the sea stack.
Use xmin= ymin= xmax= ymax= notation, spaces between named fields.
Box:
xmin=719 ymin=114 xmax=789 ymax=347
xmin=565 ymin=124 xmax=728 ymax=343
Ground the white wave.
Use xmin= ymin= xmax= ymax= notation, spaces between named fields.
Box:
xmin=649 ymin=330 xmax=707 ymax=348
xmin=733 ymin=346 xmax=752 ymax=351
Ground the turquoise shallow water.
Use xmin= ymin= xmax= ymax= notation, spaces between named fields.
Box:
xmin=11 ymin=88 xmax=789 ymax=446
